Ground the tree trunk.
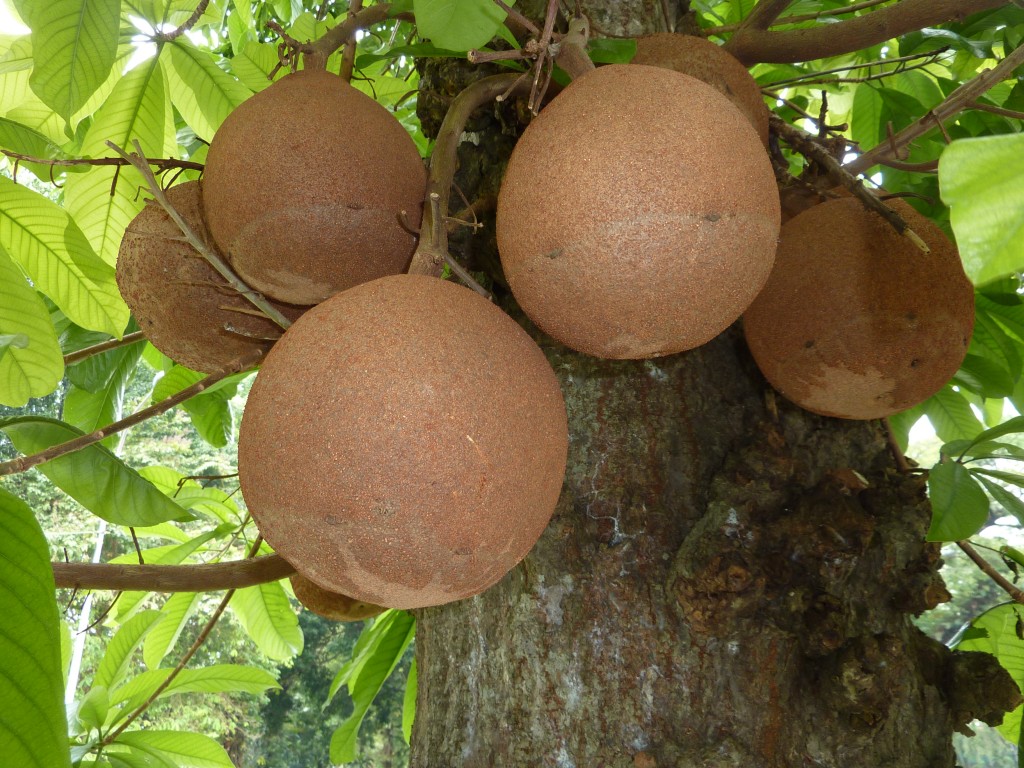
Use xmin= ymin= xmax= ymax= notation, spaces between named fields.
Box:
xmin=410 ymin=4 xmax=1018 ymax=765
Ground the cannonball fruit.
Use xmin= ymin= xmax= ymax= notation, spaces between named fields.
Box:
xmin=743 ymin=197 xmax=975 ymax=419
xmin=238 ymin=274 xmax=568 ymax=610
xmin=290 ymin=574 xmax=385 ymax=622
xmin=632 ymin=33 xmax=769 ymax=146
xmin=496 ymin=64 xmax=780 ymax=359
xmin=202 ymin=68 xmax=427 ymax=306
xmin=116 ymin=181 xmax=307 ymax=373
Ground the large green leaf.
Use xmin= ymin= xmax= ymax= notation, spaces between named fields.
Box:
xmin=143 ymin=591 xmax=201 ymax=669
xmin=151 ymin=365 xmax=240 ymax=448
xmin=850 ymin=83 xmax=884 ymax=156
xmin=113 ymin=731 xmax=232 ymax=768
xmin=163 ymin=40 xmax=249 ymax=142
xmin=64 ymin=341 xmax=143 ymax=446
xmin=0 ymin=245 xmax=63 ymax=406
xmin=109 ymin=664 xmax=280 ymax=714
xmin=329 ymin=610 xmax=415 ymax=764
xmin=923 ymin=385 xmax=984 ymax=442
xmin=926 ymin=460 xmax=991 ymax=541
xmin=402 ymin=657 xmax=416 ymax=744
xmin=65 ymin=57 xmax=170 ymax=267
xmin=0 ymin=116 xmax=76 ymax=180
xmin=940 ymin=133 xmax=1024 ymax=285
xmin=0 ymin=487 xmax=71 ymax=768
xmin=27 ymin=0 xmax=121 ymax=123
xmin=0 ymin=416 xmax=191 ymax=527
xmin=93 ymin=610 xmax=165 ymax=690
xmin=0 ymin=175 xmax=128 ymax=336
xmin=414 ymin=0 xmax=511 ymax=51
xmin=137 ymin=465 xmax=241 ymax=525
xmin=974 ymin=473 xmax=1024 ymax=526
xmin=226 ymin=40 xmax=284 ymax=93
xmin=230 ymin=580 xmax=303 ymax=661
xmin=956 ymin=602 xmax=1024 ymax=743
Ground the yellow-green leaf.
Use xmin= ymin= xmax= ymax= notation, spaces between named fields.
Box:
xmin=164 ymin=40 xmax=249 ymax=142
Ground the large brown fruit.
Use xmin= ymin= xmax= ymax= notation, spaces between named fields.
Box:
xmin=116 ymin=181 xmax=307 ymax=373
xmin=743 ymin=197 xmax=975 ymax=419
xmin=238 ymin=274 xmax=568 ymax=610
xmin=202 ymin=69 xmax=427 ymax=305
xmin=290 ymin=574 xmax=385 ymax=622
xmin=496 ymin=64 xmax=780 ymax=359
xmin=632 ymin=33 xmax=769 ymax=146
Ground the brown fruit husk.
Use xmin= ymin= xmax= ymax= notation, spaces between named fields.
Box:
xmin=116 ymin=181 xmax=308 ymax=373
xmin=497 ymin=64 xmax=780 ymax=359
xmin=202 ymin=69 xmax=427 ymax=305
xmin=290 ymin=574 xmax=385 ymax=622
xmin=743 ymin=197 xmax=975 ymax=419
xmin=239 ymin=274 xmax=568 ymax=610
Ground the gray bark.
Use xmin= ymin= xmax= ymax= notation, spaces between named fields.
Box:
xmin=410 ymin=4 xmax=1019 ymax=765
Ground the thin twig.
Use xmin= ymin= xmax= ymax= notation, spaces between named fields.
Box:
xmin=847 ymin=43 xmax=1024 ymax=174
xmin=883 ymin=417 xmax=912 ymax=473
xmin=0 ymin=149 xmax=204 ymax=172
xmin=706 ymin=0 xmax=895 ymax=35
xmin=770 ymin=114 xmax=929 ymax=252
xmin=444 ymin=254 xmax=492 ymax=299
xmin=52 ymin=553 xmax=294 ymax=592
xmin=958 ymin=540 xmax=1024 ymax=604
xmin=107 ymin=140 xmax=291 ymax=330
xmin=0 ymin=351 xmax=262 ymax=477
xmin=99 ymin=536 xmax=269 ymax=746
xmin=494 ymin=0 xmax=540 ymax=36
xmin=760 ymin=48 xmax=950 ymax=89
xmin=968 ymin=101 xmax=1024 ymax=121
xmin=152 ymin=0 xmax=210 ymax=42
xmin=63 ymin=331 xmax=147 ymax=366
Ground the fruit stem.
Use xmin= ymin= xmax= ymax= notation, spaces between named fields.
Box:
xmin=52 ymin=553 xmax=295 ymax=591
xmin=769 ymin=116 xmax=930 ymax=254
xmin=408 ymin=74 xmax=530 ymax=278
xmin=106 ymin=140 xmax=294 ymax=329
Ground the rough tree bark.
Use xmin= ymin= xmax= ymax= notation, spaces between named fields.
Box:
xmin=410 ymin=3 xmax=1020 ymax=766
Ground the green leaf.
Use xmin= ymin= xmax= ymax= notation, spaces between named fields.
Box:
xmin=850 ymin=84 xmax=884 ymax=156
xmin=940 ymin=133 xmax=1024 ymax=285
xmin=0 ymin=176 xmax=128 ymax=336
xmin=414 ymin=0 xmax=512 ymax=51
xmin=27 ymin=0 xmax=120 ymax=122
xmin=972 ymin=468 xmax=1024 ymax=491
xmin=93 ymin=610 xmax=165 ymax=690
xmin=226 ymin=40 xmax=284 ymax=93
xmin=64 ymin=342 xmax=143 ymax=446
xmin=113 ymin=731 xmax=233 ymax=768
xmin=958 ymin=415 xmax=1024 ymax=455
xmin=329 ymin=610 xmax=415 ymax=764
xmin=110 ymin=664 xmax=280 ymax=713
xmin=65 ymin=57 xmax=170 ymax=267
xmin=923 ymin=385 xmax=984 ymax=442
xmin=0 ymin=246 xmax=63 ymax=406
xmin=0 ymin=486 xmax=72 ymax=768
xmin=143 ymin=592 xmax=201 ymax=669
xmin=402 ymin=657 xmax=416 ymax=744
xmin=230 ymin=580 xmax=303 ymax=661
xmin=137 ymin=465 xmax=241 ymax=525
xmin=164 ymin=40 xmax=250 ymax=142
xmin=151 ymin=365 xmax=241 ymax=448
xmin=926 ymin=460 xmax=991 ymax=541
xmin=956 ymin=602 xmax=1024 ymax=743
xmin=587 ymin=38 xmax=637 ymax=64
xmin=974 ymin=473 xmax=1024 ymax=525
xmin=0 ymin=116 xmax=77 ymax=180
xmin=75 ymin=684 xmax=110 ymax=733
xmin=0 ymin=416 xmax=191 ymax=527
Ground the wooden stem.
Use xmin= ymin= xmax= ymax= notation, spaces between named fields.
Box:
xmin=53 ymin=553 xmax=294 ymax=592
xmin=64 ymin=331 xmax=147 ymax=366
xmin=958 ymin=540 xmax=1024 ymax=604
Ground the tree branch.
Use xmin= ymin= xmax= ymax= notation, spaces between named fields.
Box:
xmin=958 ymin=540 xmax=1024 ymax=604
xmin=706 ymin=0 xmax=895 ymax=36
xmin=152 ymin=0 xmax=210 ymax=42
xmin=0 ymin=351 xmax=262 ymax=477
xmin=338 ymin=0 xmax=364 ymax=83
xmin=0 ymin=149 xmax=204 ymax=172
xmin=846 ymin=42 xmax=1024 ymax=174
xmin=738 ymin=0 xmax=796 ymax=32
xmin=724 ymin=0 xmax=1007 ymax=65
xmin=53 ymin=553 xmax=293 ymax=592
xmin=63 ymin=331 xmax=147 ymax=367
xmin=305 ymin=4 xmax=393 ymax=68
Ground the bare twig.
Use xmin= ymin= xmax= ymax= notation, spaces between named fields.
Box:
xmin=760 ymin=48 xmax=950 ymax=89
xmin=847 ymin=43 xmax=1024 ymax=174
xmin=107 ymin=140 xmax=291 ymax=330
xmin=407 ymin=74 xmax=530 ymax=277
xmin=306 ymin=4 xmax=393 ymax=68
xmin=706 ymin=0 xmax=895 ymax=35
xmin=1 ymin=149 xmax=204 ymax=173
xmin=770 ymin=114 xmax=929 ymax=252
xmin=958 ymin=540 xmax=1024 ymax=604
xmin=152 ymin=0 xmax=210 ymax=42
xmin=53 ymin=553 xmax=294 ymax=592
xmin=63 ymin=331 xmax=147 ymax=367
xmin=968 ymin=100 xmax=1024 ymax=121
xmin=724 ymin=0 xmax=1006 ymax=65
xmin=99 ymin=536 xmax=271 ymax=746
xmin=0 ymin=351 xmax=262 ymax=477
xmin=494 ymin=0 xmax=540 ymax=36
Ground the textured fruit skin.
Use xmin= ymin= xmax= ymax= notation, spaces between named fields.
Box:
xmin=743 ymin=197 xmax=975 ymax=419
xmin=202 ymin=69 xmax=427 ymax=305
xmin=116 ymin=181 xmax=307 ymax=373
xmin=290 ymin=574 xmax=385 ymax=622
xmin=238 ymin=274 xmax=568 ymax=610
xmin=496 ymin=64 xmax=780 ymax=359
xmin=632 ymin=33 xmax=769 ymax=146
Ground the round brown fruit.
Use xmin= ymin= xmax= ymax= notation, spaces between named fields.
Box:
xmin=290 ymin=574 xmax=385 ymax=622
xmin=743 ymin=197 xmax=975 ymax=419
xmin=632 ymin=33 xmax=769 ymax=146
xmin=496 ymin=64 xmax=780 ymax=359
xmin=238 ymin=274 xmax=568 ymax=610
xmin=202 ymin=68 xmax=427 ymax=306
xmin=116 ymin=181 xmax=307 ymax=373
